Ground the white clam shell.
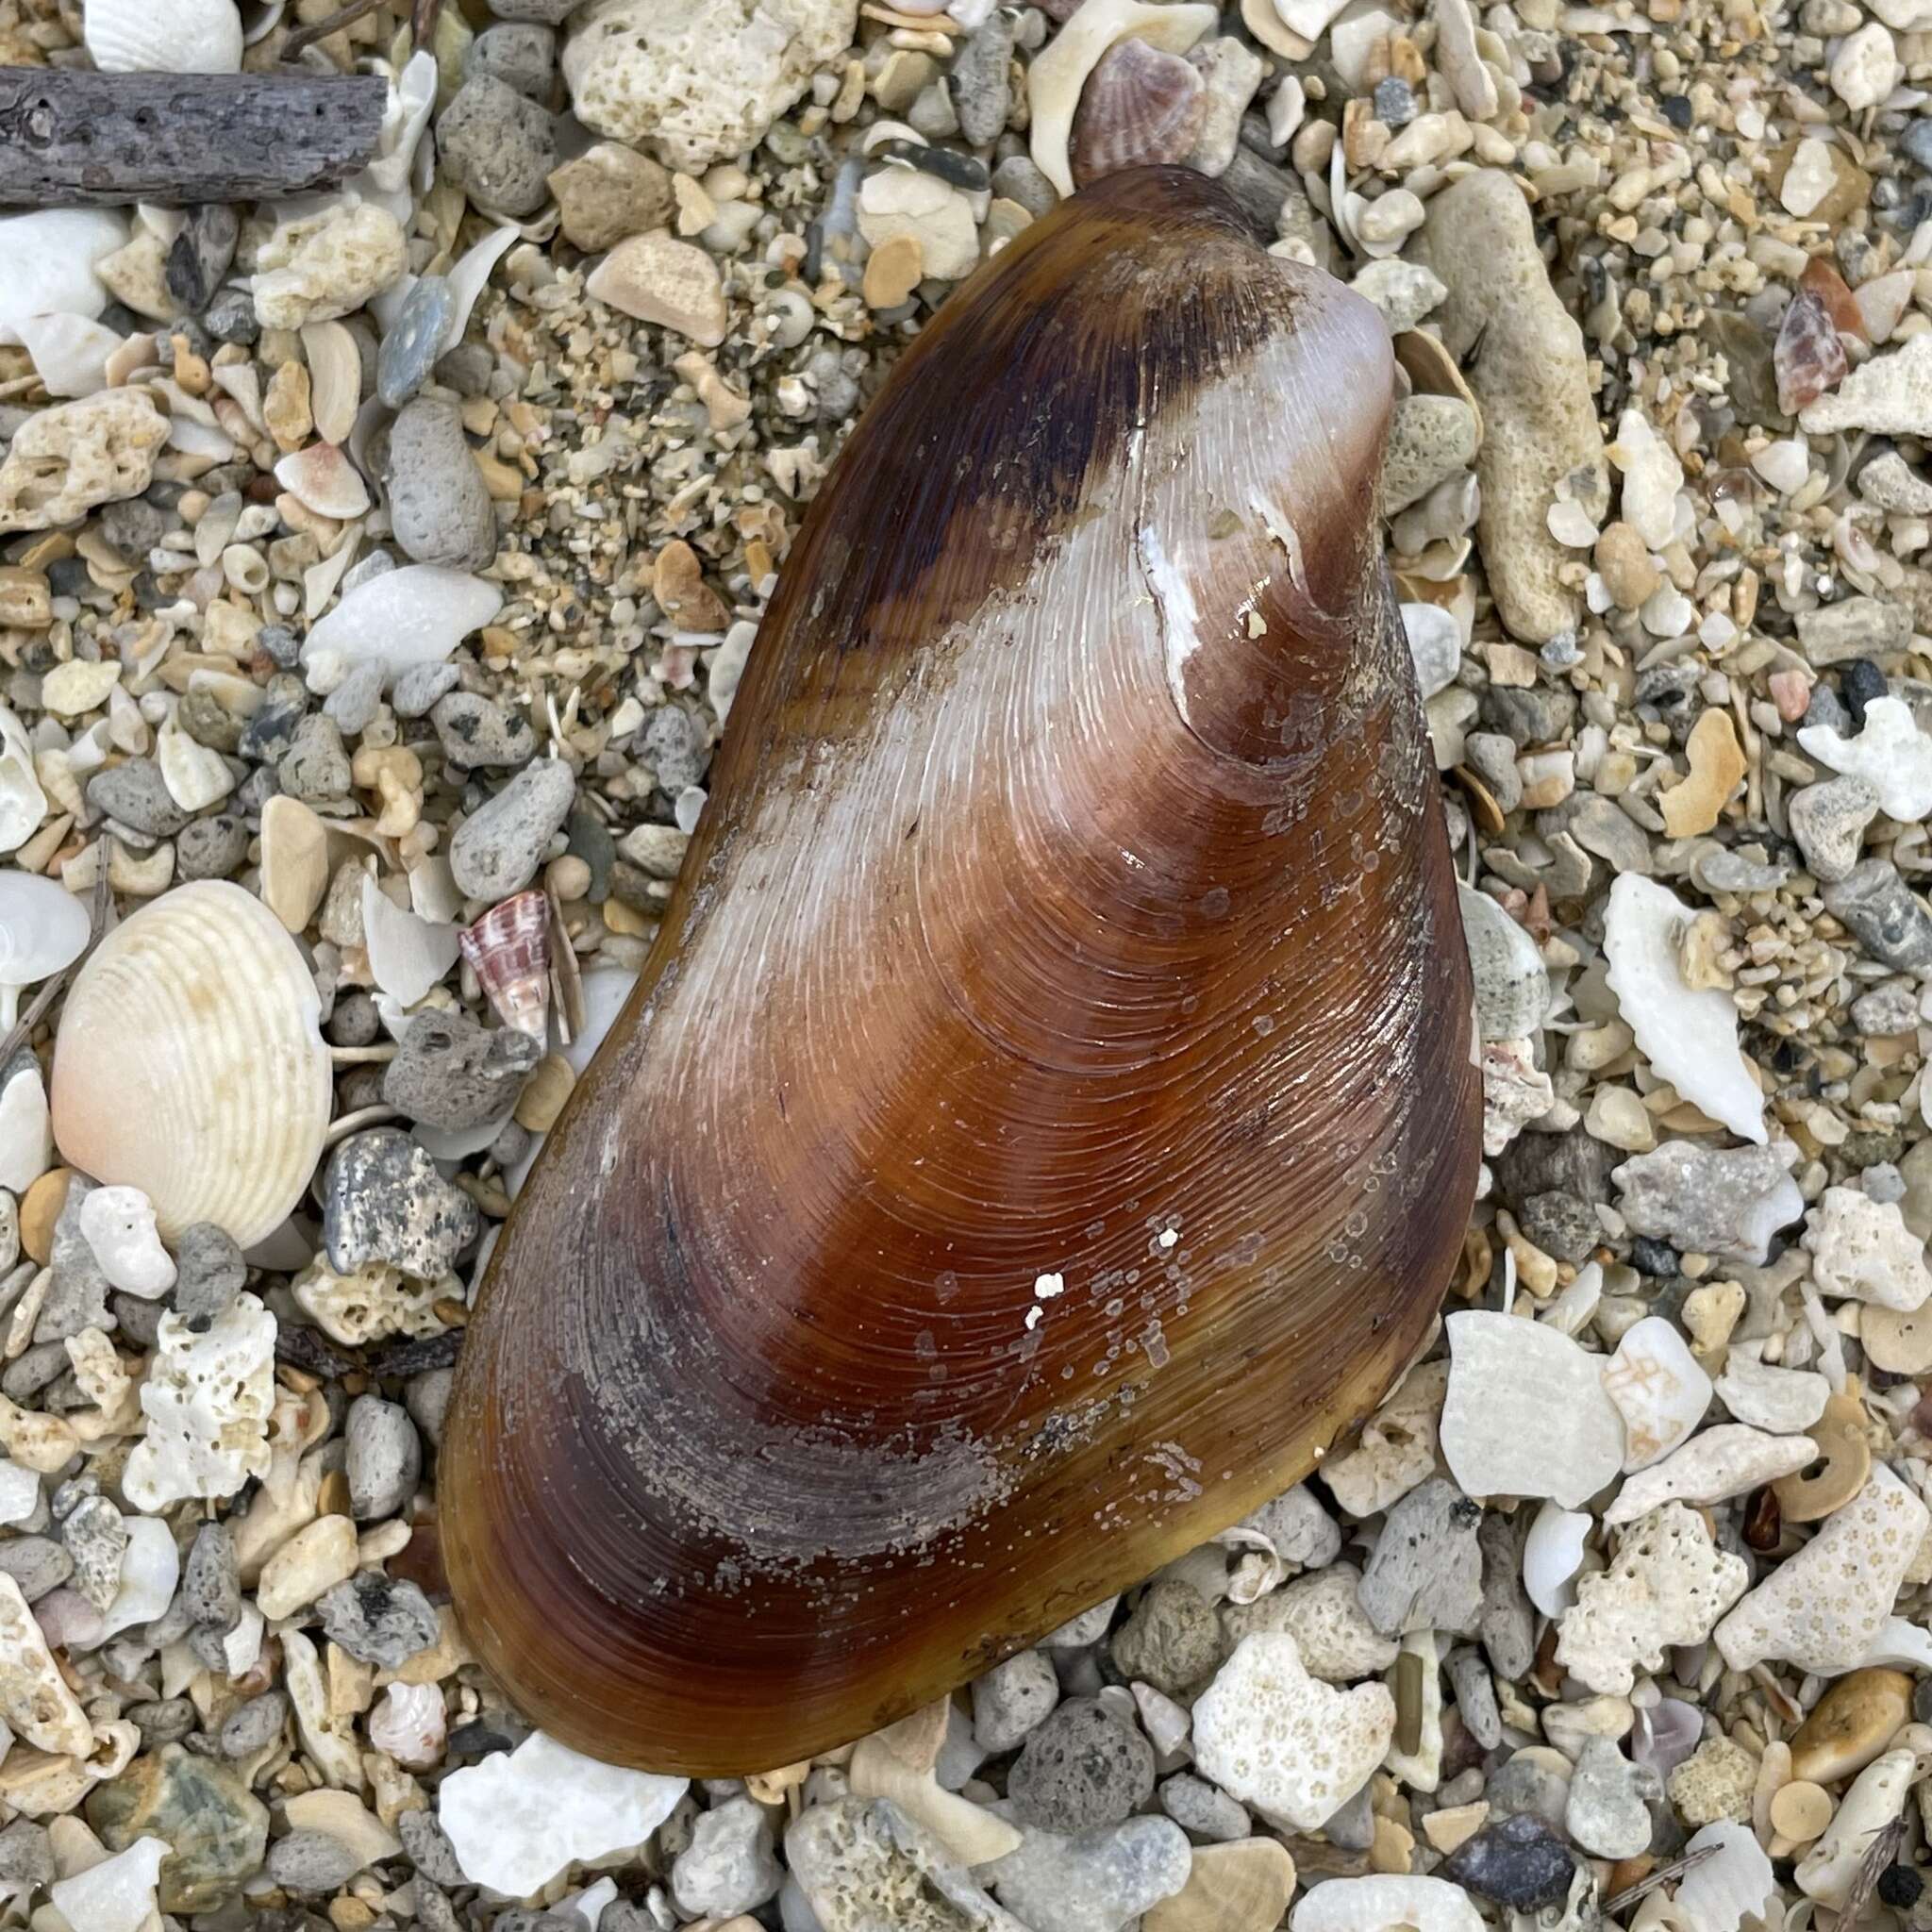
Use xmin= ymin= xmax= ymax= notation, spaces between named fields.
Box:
xmin=84 ymin=0 xmax=242 ymax=74
xmin=50 ymin=881 xmax=330 ymax=1246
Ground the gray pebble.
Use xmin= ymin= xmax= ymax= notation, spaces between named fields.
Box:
xmin=323 ymin=1127 xmax=480 ymax=1278
xmin=1797 ymin=594 xmax=1911 ymax=664
xmin=908 ymin=82 xmax=959 ymax=140
xmin=1158 ymin=1773 xmax=1249 ymax=1843
xmin=436 ymin=341 xmax=496 ymax=397
xmin=973 ymin=1649 xmax=1060 ymax=1753
xmin=438 ymin=74 xmax=557 ymax=217
xmin=165 ymin=203 xmax=239 ymax=314
xmin=1041 ymin=1597 xmax=1118 ymax=1649
xmin=1008 ymin=1698 xmax=1154 ymax=1834
xmin=1565 ymin=1736 xmax=1659 ymax=1859
xmin=983 ymin=1812 xmax=1191 ymax=1932
xmin=327 ymin=991 xmax=382 ymax=1049
xmin=991 ymin=155 xmax=1058 ymax=218
xmin=58 ymin=1492 xmax=126 ymax=1611
xmin=238 ymin=673 xmax=310 ymax=764
xmin=256 ymin=622 xmax=301 ymax=667
xmin=173 ymin=1222 xmax=245 ymax=1331
xmin=400 ymin=1807 xmax=467 ymax=1888
xmin=1518 ymin=1189 xmax=1598 ymax=1264
xmin=278 ymin=715 xmax=352 ymax=803
xmin=414 ymin=1878 xmax=462 ymax=1932
xmin=323 ymin=659 xmax=387 ymax=737
xmin=672 ymin=1794 xmax=784 ymax=1918
xmin=489 ymin=1118 xmax=532 ymax=1167
xmin=317 ymin=1571 xmax=441 ymax=1667
xmin=346 ymin=1395 xmax=422 ymax=1520
xmin=175 ymin=812 xmax=248 ymax=880
xmin=950 ymin=13 xmax=1015 ymax=144
xmin=1109 ymin=1579 xmax=1219 ymax=1697
xmin=0 ymin=1821 xmax=51 ymax=1897
xmin=97 ymin=496 xmax=169 ymax=558
xmin=184 ymin=1521 xmax=242 ymax=1630
xmin=449 ymin=758 xmax=576 ymax=899
xmin=1479 ymin=1508 xmax=1536 ymax=1682
xmin=270 ymin=1828 xmax=368 ymax=1892
xmin=1445 ymin=1644 xmax=1502 ymax=1749
xmin=1612 ymin=1141 xmax=1796 ymax=1258
xmin=1 ymin=1342 xmax=65 ymax=1404
xmin=1443 ymin=1811 xmax=1577 ymax=1908
xmin=407 ymin=1367 xmax=454 ymax=1448
xmin=1824 ymin=858 xmax=1932 ymax=969
xmin=204 ymin=287 xmax=259 ymax=344
xmin=1790 ymin=774 xmax=1880 ymax=882
xmin=384 ymin=397 xmax=496 ymax=572
xmin=1486 ymin=1754 xmax=1573 ymax=1829
xmin=641 ymin=706 xmax=708 ymax=793
xmin=466 ymin=22 xmax=558 ymax=96
xmin=127 ymin=1696 xmax=198 ymax=1749
xmin=219 ymin=1689 xmax=290 ymax=1759
xmin=382 ymin=1007 xmax=542 ymax=1133
xmin=392 ymin=660 xmax=462 ymax=719
xmin=36 ymin=1185 xmax=109 ymax=1341
xmin=87 ymin=758 xmax=187 ymax=837
xmin=1481 ymin=684 xmax=1575 ymax=745
xmin=433 ymin=690 xmax=536 ymax=769
xmin=1357 ymin=1477 xmax=1484 ymax=1638
xmin=109 ymin=1292 xmax=164 ymax=1351
xmin=378 ymin=277 xmax=458 ymax=411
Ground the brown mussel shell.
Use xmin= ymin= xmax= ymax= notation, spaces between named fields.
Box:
xmin=442 ymin=166 xmax=1481 ymax=1775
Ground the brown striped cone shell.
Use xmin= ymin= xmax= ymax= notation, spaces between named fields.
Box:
xmin=441 ymin=167 xmax=1481 ymax=1775
xmin=459 ymin=890 xmax=551 ymax=1041
xmin=1069 ymin=39 xmax=1208 ymax=188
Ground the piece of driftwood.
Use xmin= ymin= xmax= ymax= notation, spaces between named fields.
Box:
xmin=0 ymin=69 xmax=387 ymax=208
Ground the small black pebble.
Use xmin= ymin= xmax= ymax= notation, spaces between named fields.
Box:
xmin=1879 ymin=1868 xmax=1924 ymax=1909
xmin=1660 ymin=93 xmax=1692 ymax=127
xmin=1840 ymin=657 xmax=1889 ymax=727
xmin=1630 ymin=1234 xmax=1678 ymax=1276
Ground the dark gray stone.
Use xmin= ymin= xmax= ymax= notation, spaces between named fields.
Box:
xmin=1158 ymin=1773 xmax=1249 ymax=1842
xmin=127 ymin=1697 xmax=197 ymax=1749
xmin=1824 ymin=859 xmax=1932 ymax=970
xmin=173 ymin=1223 xmax=244 ymax=1331
xmin=377 ymin=277 xmax=457 ymax=411
xmin=381 ymin=1008 xmax=541 ymax=1133
xmin=270 ymin=1829 xmax=368 ymax=1892
xmin=1478 ymin=1510 xmax=1537 ymax=1682
xmin=436 ymin=75 xmax=556 ymax=217
xmin=165 ymin=204 xmax=239 ymax=313
xmin=950 ymin=12 xmax=1015 ymax=144
xmin=97 ymin=496 xmax=169 ymax=558
xmin=1443 ymin=1812 xmax=1578 ymax=1908
xmin=1008 ymin=1698 xmax=1154 ymax=1834
xmin=219 ymin=1689 xmax=289 ymax=1759
xmin=87 ymin=758 xmax=186 ymax=838
xmin=322 ymin=1128 xmax=480 ymax=1278
xmin=184 ymin=1522 xmax=241 ymax=1631
xmin=392 ymin=660 xmax=461 ymax=720
xmin=175 ymin=812 xmax=248 ymax=880
xmin=0 ymin=1536 xmax=69 ymax=1601
xmin=322 ymin=659 xmax=385 ymax=737
xmin=1109 ymin=1580 xmax=1219 ymax=1697
xmin=399 ymin=1807 xmax=465 ymax=1887
xmin=465 ymin=23 xmax=558 ymax=96
xmin=277 ymin=715 xmax=352 ymax=803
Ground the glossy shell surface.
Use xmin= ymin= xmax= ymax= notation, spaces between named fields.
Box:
xmin=442 ymin=168 xmax=1481 ymax=1774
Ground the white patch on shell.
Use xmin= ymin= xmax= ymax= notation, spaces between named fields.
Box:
xmin=1138 ymin=525 xmax=1202 ymax=726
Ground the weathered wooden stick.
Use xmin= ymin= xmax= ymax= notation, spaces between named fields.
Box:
xmin=0 ymin=69 xmax=388 ymax=208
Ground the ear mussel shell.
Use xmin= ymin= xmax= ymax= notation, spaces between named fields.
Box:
xmin=442 ymin=165 xmax=1481 ymax=1775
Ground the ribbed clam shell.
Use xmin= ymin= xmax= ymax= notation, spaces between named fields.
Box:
xmin=84 ymin=0 xmax=243 ymax=74
xmin=1070 ymin=40 xmax=1208 ymax=188
xmin=50 ymin=881 xmax=331 ymax=1247
xmin=459 ymin=891 xmax=550 ymax=1041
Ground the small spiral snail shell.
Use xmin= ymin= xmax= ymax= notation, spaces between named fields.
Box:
xmin=442 ymin=167 xmax=1480 ymax=1775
